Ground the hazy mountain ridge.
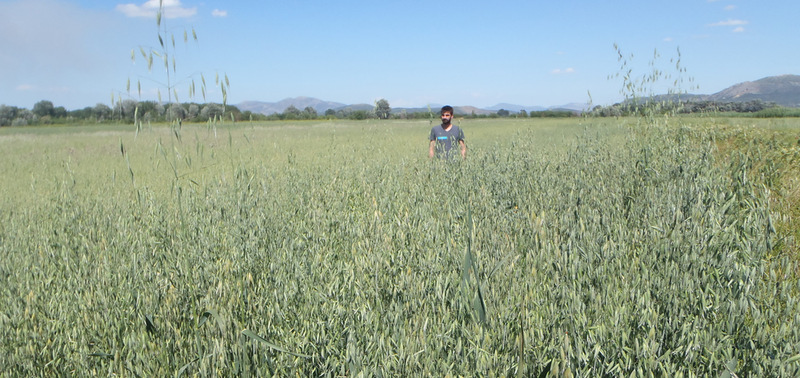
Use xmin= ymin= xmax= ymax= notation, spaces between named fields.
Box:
xmin=237 ymin=98 xmax=586 ymax=116
xmin=238 ymin=96 xmax=347 ymax=115
xmin=707 ymin=74 xmax=800 ymax=107
xmin=236 ymin=75 xmax=800 ymax=115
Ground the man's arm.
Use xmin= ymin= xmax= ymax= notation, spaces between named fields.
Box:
xmin=429 ymin=140 xmax=436 ymax=158
xmin=459 ymin=140 xmax=466 ymax=159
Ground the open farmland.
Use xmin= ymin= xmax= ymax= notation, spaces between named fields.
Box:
xmin=1 ymin=117 xmax=799 ymax=376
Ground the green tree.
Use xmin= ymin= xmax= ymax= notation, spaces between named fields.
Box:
xmin=188 ymin=104 xmax=200 ymax=120
xmin=282 ymin=105 xmax=302 ymax=120
xmin=375 ymin=98 xmax=391 ymax=119
xmin=200 ymin=103 xmax=225 ymax=120
xmin=11 ymin=109 xmax=34 ymax=126
xmin=349 ymin=110 xmax=368 ymax=120
xmin=93 ymin=103 xmax=112 ymax=122
xmin=53 ymin=106 xmax=67 ymax=119
xmin=70 ymin=107 xmax=93 ymax=120
xmin=497 ymin=109 xmax=510 ymax=117
xmin=302 ymin=106 xmax=318 ymax=119
xmin=0 ymin=105 xmax=20 ymax=126
xmin=134 ymin=101 xmax=159 ymax=121
xmin=166 ymin=103 xmax=187 ymax=121
xmin=114 ymin=99 xmax=138 ymax=122
xmin=32 ymin=100 xmax=55 ymax=118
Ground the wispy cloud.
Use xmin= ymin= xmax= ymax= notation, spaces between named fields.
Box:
xmin=16 ymin=84 xmax=34 ymax=91
xmin=663 ymin=37 xmax=673 ymax=42
xmin=116 ymin=0 xmax=197 ymax=19
xmin=724 ymin=5 xmax=737 ymax=11
xmin=709 ymin=19 xmax=748 ymax=33
xmin=709 ymin=19 xmax=748 ymax=27
xmin=211 ymin=9 xmax=228 ymax=17
xmin=551 ymin=68 xmax=575 ymax=74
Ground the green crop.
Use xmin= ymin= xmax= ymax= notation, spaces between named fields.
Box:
xmin=0 ymin=117 xmax=798 ymax=376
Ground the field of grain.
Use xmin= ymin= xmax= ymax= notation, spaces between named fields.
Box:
xmin=1 ymin=116 xmax=798 ymax=376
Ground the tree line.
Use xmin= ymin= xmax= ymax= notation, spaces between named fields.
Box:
xmin=0 ymin=100 xmax=258 ymax=127
xmin=0 ymin=98 xmax=545 ymax=126
xmin=3 ymin=98 xmax=793 ymax=127
xmin=587 ymin=99 xmax=787 ymax=117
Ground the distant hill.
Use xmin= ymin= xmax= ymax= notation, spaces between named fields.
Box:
xmin=645 ymin=75 xmax=800 ymax=108
xmin=238 ymin=96 xmax=346 ymax=115
xmin=455 ymin=106 xmax=495 ymax=116
xmin=389 ymin=105 xmax=494 ymax=116
xmin=482 ymin=103 xmax=592 ymax=112
xmin=485 ymin=103 xmax=546 ymax=112
xmin=236 ymin=75 xmax=800 ymax=116
xmin=237 ymin=98 xmax=497 ymax=116
xmin=238 ymin=98 xmax=585 ymax=116
xmin=707 ymin=74 xmax=800 ymax=107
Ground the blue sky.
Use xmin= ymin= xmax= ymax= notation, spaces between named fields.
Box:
xmin=1 ymin=0 xmax=798 ymax=110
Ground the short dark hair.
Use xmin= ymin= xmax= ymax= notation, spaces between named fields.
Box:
xmin=441 ymin=105 xmax=454 ymax=115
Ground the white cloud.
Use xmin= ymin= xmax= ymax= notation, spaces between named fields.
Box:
xmin=708 ymin=19 xmax=748 ymax=33
xmin=663 ymin=37 xmax=673 ymax=42
xmin=16 ymin=84 xmax=35 ymax=91
xmin=551 ymin=68 xmax=575 ymax=74
xmin=116 ymin=0 xmax=197 ymax=19
xmin=709 ymin=19 xmax=748 ymax=27
xmin=724 ymin=5 xmax=736 ymax=11
xmin=211 ymin=9 xmax=228 ymax=17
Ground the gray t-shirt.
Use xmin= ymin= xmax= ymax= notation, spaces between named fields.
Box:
xmin=429 ymin=124 xmax=465 ymax=158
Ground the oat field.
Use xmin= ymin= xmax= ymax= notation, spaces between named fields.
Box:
xmin=1 ymin=116 xmax=798 ymax=376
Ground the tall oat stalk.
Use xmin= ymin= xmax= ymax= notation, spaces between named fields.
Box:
xmin=121 ymin=0 xmax=230 ymax=132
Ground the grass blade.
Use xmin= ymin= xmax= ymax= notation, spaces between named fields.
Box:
xmin=241 ymin=329 xmax=311 ymax=359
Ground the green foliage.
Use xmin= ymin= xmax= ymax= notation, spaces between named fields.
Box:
xmin=591 ymin=99 xmax=781 ymax=117
xmin=272 ymin=105 xmax=321 ymax=121
xmin=282 ymin=105 xmax=301 ymax=119
xmin=375 ymin=98 xmax=391 ymax=119
xmin=0 ymin=118 xmax=798 ymax=375
xmin=0 ymin=105 xmax=24 ymax=126
xmin=32 ymin=100 xmax=55 ymax=118
xmin=302 ymin=106 xmax=318 ymax=119
xmin=751 ymin=106 xmax=800 ymax=118
xmin=529 ymin=110 xmax=576 ymax=118
xmin=349 ymin=110 xmax=369 ymax=120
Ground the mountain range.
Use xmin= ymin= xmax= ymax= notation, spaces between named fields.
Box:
xmin=236 ymin=74 xmax=800 ymax=116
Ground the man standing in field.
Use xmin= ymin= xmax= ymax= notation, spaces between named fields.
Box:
xmin=429 ymin=105 xmax=466 ymax=160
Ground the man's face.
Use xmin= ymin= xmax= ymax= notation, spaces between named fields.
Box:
xmin=441 ymin=111 xmax=453 ymax=125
